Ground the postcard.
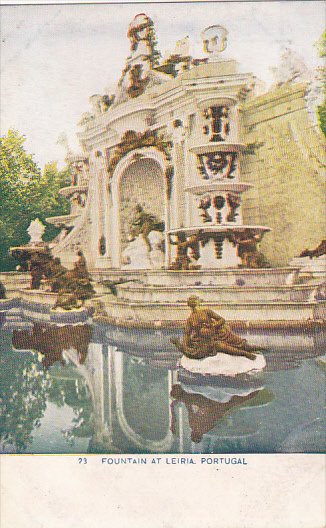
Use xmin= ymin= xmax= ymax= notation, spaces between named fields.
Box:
xmin=1 ymin=1 xmax=325 ymax=527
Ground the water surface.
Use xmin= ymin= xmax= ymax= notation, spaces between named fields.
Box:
xmin=1 ymin=319 xmax=325 ymax=454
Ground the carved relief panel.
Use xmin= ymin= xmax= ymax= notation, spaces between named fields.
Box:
xmin=196 ymin=191 xmax=242 ymax=225
xmin=197 ymin=151 xmax=238 ymax=180
xmin=202 ymin=105 xmax=231 ymax=142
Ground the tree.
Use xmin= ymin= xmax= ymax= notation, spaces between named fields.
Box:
xmin=0 ymin=130 xmax=70 ymax=270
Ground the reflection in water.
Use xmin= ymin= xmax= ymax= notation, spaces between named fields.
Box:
xmin=12 ymin=323 xmax=92 ymax=368
xmin=170 ymin=384 xmax=264 ymax=443
xmin=0 ymin=320 xmax=325 ymax=454
xmin=0 ymin=332 xmax=50 ymax=453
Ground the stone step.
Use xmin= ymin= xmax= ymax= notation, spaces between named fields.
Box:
xmin=0 ymin=273 xmax=30 ymax=288
xmin=4 ymin=315 xmax=22 ymax=322
xmin=101 ymin=297 xmax=326 ymax=323
xmin=3 ymin=321 xmax=33 ymax=330
xmin=91 ymin=267 xmax=301 ymax=287
xmin=116 ymin=283 xmax=320 ymax=304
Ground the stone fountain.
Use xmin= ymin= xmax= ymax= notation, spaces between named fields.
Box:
xmin=35 ymin=17 xmax=325 ymax=325
xmin=169 ymin=25 xmax=270 ymax=269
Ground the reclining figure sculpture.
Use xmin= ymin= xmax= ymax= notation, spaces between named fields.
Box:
xmin=171 ymin=296 xmax=263 ymax=360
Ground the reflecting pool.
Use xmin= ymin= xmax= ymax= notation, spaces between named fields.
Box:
xmin=0 ymin=319 xmax=325 ymax=454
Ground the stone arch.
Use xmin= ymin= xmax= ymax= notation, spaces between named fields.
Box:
xmin=110 ymin=148 xmax=167 ymax=268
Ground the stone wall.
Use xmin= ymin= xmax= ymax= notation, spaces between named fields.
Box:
xmin=241 ymin=83 xmax=325 ymax=266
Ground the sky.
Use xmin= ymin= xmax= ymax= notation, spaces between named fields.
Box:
xmin=1 ymin=1 xmax=325 ymax=169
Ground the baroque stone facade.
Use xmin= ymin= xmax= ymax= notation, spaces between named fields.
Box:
xmin=47 ymin=15 xmax=324 ymax=270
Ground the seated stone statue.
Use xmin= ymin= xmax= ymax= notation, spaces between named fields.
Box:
xmin=129 ymin=204 xmax=165 ymax=252
xmin=43 ymin=257 xmax=67 ymax=291
xmin=231 ymin=230 xmax=268 ymax=268
xmin=171 ymin=296 xmax=262 ymax=360
xmin=29 ymin=249 xmax=53 ymax=289
xmin=299 ymin=239 xmax=326 ymax=259
xmin=52 ymin=251 xmax=94 ymax=309
xmin=73 ymin=250 xmax=89 ymax=278
xmin=169 ymin=232 xmax=202 ymax=270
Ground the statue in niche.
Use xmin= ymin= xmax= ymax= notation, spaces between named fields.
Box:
xmin=169 ymin=232 xmax=202 ymax=270
xmin=198 ymin=195 xmax=212 ymax=223
xmin=299 ymin=240 xmax=326 ymax=259
xmin=170 ymin=384 xmax=262 ymax=444
xmin=129 ymin=204 xmax=165 ymax=252
xmin=171 ymin=296 xmax=262 ymax=360
xmin=198 ymin=152 xmax=236 ymax=180
xmin=230 ymin=230 xmax=269 ymax=268
xmin=226 ymin=193 xmax=241 ymax=222
xmin=203 ymin=106 xmax=230 ymax=142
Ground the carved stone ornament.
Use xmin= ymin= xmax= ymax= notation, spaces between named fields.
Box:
xmin=198 ymin=152 xmax=237 ymax=180
xmin=127 ymin=64 xmax=150 ymax=98
xmin=127 ymin=13 xmax=161 ymax=66
xmin=201 ymin=25 xmax=228 ymax=57
xmin=213 ymin=195 xmax=225 ymax=224
xmin=198 ymin=195 xmax=212 ymax=223
xmin=27 ymin=218 xmax=46 ymax=245
xmin=108 ymin=130 xmax=172 ymax=174
xmin=226 ymin=192 xmax=241 ymax=222
xmin=203 ymin=105 xmax=230 ymax=142
xmin=165 ymin=165 xmax=174 ymax=200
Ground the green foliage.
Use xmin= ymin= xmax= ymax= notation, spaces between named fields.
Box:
xmin=0 ymin=130 xmax=70 ymax=270
xmin=316 ymin=30 xmax=326 ymax=137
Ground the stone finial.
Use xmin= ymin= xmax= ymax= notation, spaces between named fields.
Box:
xmin=201 ymin=25 xmax=228 ymax=59
xmin=27 ymin=218 xmax=45 ymax=245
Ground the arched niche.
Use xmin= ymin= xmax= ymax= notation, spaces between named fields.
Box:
xmin=110 ymin=148 xmax=167 ymax=268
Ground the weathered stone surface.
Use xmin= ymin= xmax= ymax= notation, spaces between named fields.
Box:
xmin=241 ymin=83 xmax=325 ymax=266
